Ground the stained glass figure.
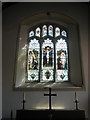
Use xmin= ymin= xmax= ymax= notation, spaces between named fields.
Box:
xmin=57 ymin=49 xmax=67 ymax=70
xmin=61 ymin=30 xmax=67 ymax=37
xmin=48 ymin=25 xmax=53 ymax=37
xmin=55 ymin=27 xmax=60 ymax=37
xmin=27 ymin=38 xmax=40 ymax=81
xmin=43 ymin=46 xmax=52 ymax=67
xmin=42 ymin=38 xmax=54 ymax=69
xmin=35 ymin=27 xmax=40 ymax=37
xmin=56 ymin=38 xmax=68 ymax=81
xmin=29 ymin=31 xmax=34 ymax=37
xmin=41 ymin=38 xmax=54 ymax=81
xmin=42 ymin=25 xmax=47 ymax=37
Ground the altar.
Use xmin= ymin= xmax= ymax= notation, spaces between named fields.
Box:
xmin=16 ymin=109 xmax=85 ymax=120
xmin=16 ymin=89 xmax=85 ymax=120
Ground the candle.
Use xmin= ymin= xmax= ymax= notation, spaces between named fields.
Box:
xmin=75 ymin=92 xmax=77 ymax=101
xmin=23 ymin=92 xmax=25 ymax=101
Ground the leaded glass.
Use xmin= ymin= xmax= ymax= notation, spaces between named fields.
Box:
xmin=42 ymin=70 xmax=54 ymax=81
xmin=35 ymin=27 xmax=40 ymax=37
xmin=27 ymin=38 xmax=40 ymax=81
xmin=56 ymin=70 xmax=68 ymax=81
xmin=56 ymin=38 xmax=68 ymax=81
xmin=41 ymin=38 xmax=54 ymax=81
xmin=42 ymin=25 xmax=47 ymax=37
xmin=27 ymin=25 xmax=69 ymax=83
xmin=48 ymin=25 xmax=53 ymax=37
xmin=55 ymin=27 xmax=60 ymax=37
xmin=29 ymin=31 xmax=34 ymax=37
xmin=61 ymin=30 xmax=67 ymax=37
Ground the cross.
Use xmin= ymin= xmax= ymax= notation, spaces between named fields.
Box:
xmin=44 ymin=88 xmax=57 ymax=110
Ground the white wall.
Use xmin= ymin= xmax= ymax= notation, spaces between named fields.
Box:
xmin=2 ymin=3 xmax=88 ymax=118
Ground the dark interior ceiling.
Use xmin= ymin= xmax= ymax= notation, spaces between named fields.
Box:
xmin=2 ymin=2 xmax=89 ymax=11
xmin=2 ymin=2 xmax=19 ymax=10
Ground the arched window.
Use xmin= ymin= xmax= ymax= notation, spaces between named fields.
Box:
xmin=14 ymin=12 xmax=83 ymax=89
xmin=27 ymin=24 xmax=68 ymax=82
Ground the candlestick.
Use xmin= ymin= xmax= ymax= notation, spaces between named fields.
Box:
xmin=74 ymin=92 xmax=79 ymax=110
xmin=22 ymin=92 xmax=26 ymax=110
xmin=11 ymin=109 xmax=13 ymax=120
xmin=75 ymin=92 xmax=76 ymax=101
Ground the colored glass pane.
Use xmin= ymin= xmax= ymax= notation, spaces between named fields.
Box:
xmin=35 ymin=27 xmax=40 ymax=37
xmin=42 ymin=25 xmax=47 ymax=37
xmin=48 ymin=25 xmax=53 ymax=37
xmin=27 ymin=38 xmax=40 ymax=81
xmin=56 ymin=38 xmax=68 ymax=81
xmin=29 ymin=31 xmax=34 ymax=37
xmin=55 ymin=27 xmax=60 ymax=37
xmin=41 ymin=38 xmax=54 ymax=81
xmin=62 ymin=30 xmax=67 ymax=37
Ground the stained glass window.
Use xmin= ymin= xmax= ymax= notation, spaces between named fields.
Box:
xmin=27 ymin=24 xmax=68 ymax=82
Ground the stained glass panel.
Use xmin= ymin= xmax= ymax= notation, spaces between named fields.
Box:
xmin=29 ymin=31 xmax=34 ymax=37
xmin=42 ymin=70 xmax=54 ymax=81
xmin=42 ymin=25 xmax=47 ymax=37
xmin=56 ymin=70 xmax=68 ymax=81
xmin=35 ymin=27 xmax=40 ymax=37
xmin=55 ymin=27 xmax=60 ymax=37
xmin=56 ymin=38 xmax=68 ymax=81
xmin=48 ymin=25 xmax=53 ymax=37
xmin=41 ymin=38 xmax=54 ymax=81
xmin=61 ymin=30 xmax=67 ymax=37
xmin=27 ymin=38 xmax=40 ymax=81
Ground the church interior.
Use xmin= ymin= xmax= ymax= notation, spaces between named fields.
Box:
xmin=1 ymin=2 xmax=89 ymax=120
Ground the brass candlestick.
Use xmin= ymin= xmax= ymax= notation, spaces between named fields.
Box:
xmin=22 ymin=92 xmax=26 ymax=110
xmin=74 ymin=92 xmax=79 ymax=110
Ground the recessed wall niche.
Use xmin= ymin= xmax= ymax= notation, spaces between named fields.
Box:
xmin=14 ymin=12 xmax=83 ymax=90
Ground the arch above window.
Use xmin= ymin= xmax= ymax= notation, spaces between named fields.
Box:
xmin=14 ymin=12 xmax=83 ymax=90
